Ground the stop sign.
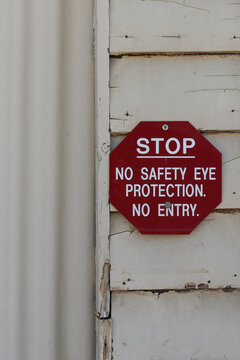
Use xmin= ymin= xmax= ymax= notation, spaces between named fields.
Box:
xmin=110 ymin=121 xmax=222 ymax=234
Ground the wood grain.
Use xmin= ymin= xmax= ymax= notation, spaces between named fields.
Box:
xmin=110 ymin=55 xmax=240 ymax=132
xmin=110 ymin=0 xmax=240 ymax=54
xmin=112 ymin=291 xmax=240 ymax=360
xmin=110 ymin=212 xmax=240 ymax=290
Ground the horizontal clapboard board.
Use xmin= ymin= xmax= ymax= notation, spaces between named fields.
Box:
xmin=112 ymin=291 xmax=240 ymax=360
xmin=110 ymin=212 xmax=240 ymax=290
xmin=110 ymin=55 xmax=240 ymax=133
xmin=111 ymin=133 xmax=240 ymax=209
xmin=110 ymin=0 xmax=240 ymax=54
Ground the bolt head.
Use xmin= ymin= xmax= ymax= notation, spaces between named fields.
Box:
xmin=165 ymin=202 xmax=172 ymax=208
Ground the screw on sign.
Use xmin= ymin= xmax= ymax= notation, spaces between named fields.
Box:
xmin=110 ymin=121 xmax=222 ymax=234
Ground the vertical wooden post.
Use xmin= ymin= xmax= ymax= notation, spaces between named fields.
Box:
xmin=96 ymin=319 xmax=112 ymax=360
xmin=95 ymin=0 xmax=110 ymax=320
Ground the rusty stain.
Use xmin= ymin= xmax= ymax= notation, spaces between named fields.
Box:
xmin=101 ymin=320 xmax=111 ymax=360
xmin=201 ymin=129 xmax=240 ymax=134
xmin=103 ymin=336 xmax=109 ymax=360
xmin=214 ymin=209 xmax=240 ymax=214
xmin=113 ymin=289 xmax=240 ymax=296
xmin=185 ymin=282 xmax=196 ymax=290
xmin=223 ymin=286 xmax=235 ymax=292
xmin=198 ymin=283 xmax=209 ymax=290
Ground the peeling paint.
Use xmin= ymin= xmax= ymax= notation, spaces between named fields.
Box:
xmin=185 ymin=282 xmax=196 ymax=290
xmin=97 ymin=319 xmax=112 ymax=360
xmin=99 ymin=261 xmax=111 ymax=318
xmin=101 ymin=142 xmax=110 ymax=154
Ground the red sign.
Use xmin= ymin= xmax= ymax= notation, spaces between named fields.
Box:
xmin=110 ymin=121 xmax=222 ymax=234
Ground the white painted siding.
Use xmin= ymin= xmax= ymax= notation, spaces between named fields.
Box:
xmin=96 ymin=0 xmax=240 ymax=358
xmin=0 ymin=1 xmax=94 ymax=360
xmin=112 ymin=291 xmax=240 ymax=360
xmin=110 ymin=56 xmax=240 ymax=133
xmin=110 ymin=212 xmax=240 ymax=290
xmin=110 ymin=0 xmax=240 ymax=54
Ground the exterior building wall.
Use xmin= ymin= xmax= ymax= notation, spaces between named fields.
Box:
xmin=96 ymin=1 xmax=240 ymax=359
xmin=0 ymin=1 xmax=95 ymax=359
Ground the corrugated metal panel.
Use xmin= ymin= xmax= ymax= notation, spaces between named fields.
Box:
xmin=0 ymin=1 xmax=94 ymax=359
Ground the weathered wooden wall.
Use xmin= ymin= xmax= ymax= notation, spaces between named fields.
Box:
xmin=110 ymin=0 xmax=240 ymax=53
xmin=110 ymin=212 xmax=240 ymax=290
xmin=112 ymin=291 xmax=240 ymax=360
xmin=96 ymin=0 xmax=240 ymax=359
xmin=110 ymin=56 xmax=240 ymax=133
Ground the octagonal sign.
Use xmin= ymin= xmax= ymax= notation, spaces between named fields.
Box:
xmin=110 ymin=121 xmax=222 ymax=234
